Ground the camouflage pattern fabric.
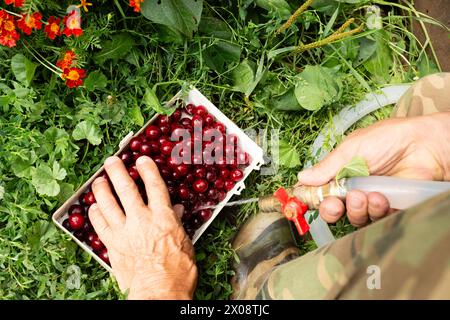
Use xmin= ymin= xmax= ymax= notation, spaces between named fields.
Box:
xmin=256 ymin=191 xmax=450 ymax=299
xmin=237 ymin=73 xmax=450 ymax=300
xmin=393 ymin=73 xmax=450 ymax=117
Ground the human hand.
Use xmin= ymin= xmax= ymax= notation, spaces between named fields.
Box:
xmin=297 ymin=113 xmax=450 ymax=227
xmin=88 ymin=155 xmax=197 ymax=299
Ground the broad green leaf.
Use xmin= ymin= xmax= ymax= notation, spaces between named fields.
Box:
xmin=336 ymin=156 xmax=370 ymax=180
xmin=11 ymin=151 xmax=37 ymax=178
xmin=52 ymin=162 xmax=67 ymax=180
xmin=363 ymin=30 xmax=392 ymax=84
xmin=84 ymin=71 xmax=107 ymax=91
xmin=141 ymin=0 xmax=203 ymax=38
xmin=142 ymin=88 xmax=175 ymax=115
xmin=270 ymin=88 xmax=301 ymax=111
xmin=57 ymin=182 xmax=75 ymax=205
xmin=130 ymin=104 xmax=144 ymax=126
xmin=72 ymin=120 xmax=103 ymax=145
xmin=278 ymin=140 xmax=301 ymax=168
xmin=354 ymin=37 xmax=377 ymax=67
xmin=11 ymin=54 xmax=37 ymax=87
xmin=199 ymin=16 xmax=232 ymax=40
xmin=294 ymin=65 xmax=342 ymax=111
xmin=94 ymin=33 xmax=134 ymax=64
xmin=232 ymin=60 xmax=255 ymax=95
xmin=203 ymin=40 xmax=241 ymax=73
xmin=31 ymin=162 xmax=67 ymax=197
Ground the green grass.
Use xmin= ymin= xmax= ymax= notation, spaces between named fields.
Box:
xmin=0 ymin=0 xmax=445 ymax=299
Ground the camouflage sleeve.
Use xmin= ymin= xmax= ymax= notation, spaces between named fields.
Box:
xmin=393 ymin=73 xmax=450 ymax=117
xmin=256 ymin=191 xmax=450 ymax=299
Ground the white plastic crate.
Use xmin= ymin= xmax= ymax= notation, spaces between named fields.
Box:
xmin=52 ymin=87 xmax=265 ymax=271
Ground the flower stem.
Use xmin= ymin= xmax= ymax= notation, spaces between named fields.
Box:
xmin=22 ymin=42 xmax=62 ymax=75
xmin=294 ymin=22 xmax=365 ymax=54
xmin=276 ymin=0 xmax=314 ymax=35
xmin=0 ymin=7 xmax=22 ymax=17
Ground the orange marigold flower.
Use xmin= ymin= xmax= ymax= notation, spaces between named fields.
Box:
xmin=129 ymin=0 xmax=144 ymax=12
xmin=4 ymin=0 xmax=24 ymax=7
xmin=0 ymin=10 xmax=20 ymax=48
xmin=56 ymin=50 xmax=77 ymax=70
xmin=17 ymin=12 xmax=43 ymax=35
xmin=44 ymin=16 xmax=61 ymax=40
xmin=61 ymin=67 xmax=86 ymax=88
xmin=62 ymin=10 xmax=83 ymax=37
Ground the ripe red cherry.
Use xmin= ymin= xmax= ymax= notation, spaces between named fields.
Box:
xmin=185 ymin=103 xmax=195 ymax=115
xmin=219 ymin=168 xmax=229 ymax=178
xmin=68 ymin=212 xmax=85 ymax=231
xmin=148 ymin=141 xmax=160 ymax=154
xmin=120 ymin=152 xmax=133 ymax=165
xmin=199 ymin=209 xmax=212 ymax=222
xmin=69 ymin=204 xmax=85 ymax=216
xmin=178 ymin=186 xmax=190 ymax=200
xmin=172 ymin=170 xmax=182 ymax=180
xmin=74 ymin=229 xmax=86 ymax=241
xmin=98 ymin=248 xmax=110 ymax=264
xmin=160 ymin=167 xmax=171 ymax=179
xmin=185 ymin=173 xmax=195 ymax=183
xmin=62 ymin=218 xmax=71 ymax=231
xmin=203 ymin=114 xmax=215 ymax=126
xmin=193 ymin=105 xmax=207 ymax=117
xmin=167 ymin=156 xmax=180 ymax=168
xmin=224 ymin=180 xmax=235 ymax=191
xmin=230 ymin=168 xmax=244 ymax=182
xmin=153 ymin=155 xmax=165 ymax=167
xmin=140 ymin=143 xmax=151 ymax=155
xmin=132 ymin=151 xmax=141 ymax=161
xmin=217 ymin=190 xmax=226 ymax=201
xmin=207 ymin=188 xmax=217 ymax=200
xmin=160 ymin=124 xmax=171 ymax=136
xmin=194 ymin=167 xmax=206 ymax=178
xmin=160 ymin=141 xmax=174 ymax=156
xmin=206 ymin=170 xmax=217 ymax=182
xmin=86 ymin=232 xmax=95 ymax=244
xmin=158 ymin=136 xmax=170 ymax=145
xmin=145 ymin=125 xmax=161 ymax=140
xmin=129 ymin=137 xmax=142 ymax=152
xmin=193 ymin=179 xmax=208 ymax=193
xmin=192 ymin=114 xmax=203 ymax=127
xmin=214 ymin=178 xmax=225 ymax=189
xmin=170 ymin=109 xmax=182 ymax=122
xmin=128 ymin=166 xmax=140 ymax=180
xmin=180 ymin=117 xmax=191 ymax=127
xmin=83 ymin=191 xmax=96 ymax=206
xmin=156 ymin=115 xmax=171 ymax=126
xmin=175 ymin=163 xmax=189 ymax=176
xmin=214 ymin=122 xmax=226 ymax=134
xmin=90 ymin=234 xmax=104 ymax=251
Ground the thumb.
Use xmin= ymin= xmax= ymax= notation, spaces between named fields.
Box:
xmin=298 ymin=145 xmax=352 ymax=186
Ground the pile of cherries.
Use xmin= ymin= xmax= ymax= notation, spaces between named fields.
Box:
xmin=62 ymin=103 xmax=250 ymax=265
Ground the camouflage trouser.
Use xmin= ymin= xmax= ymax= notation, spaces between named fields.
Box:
xmin=256 ymin=73 xmax=450 ymax=299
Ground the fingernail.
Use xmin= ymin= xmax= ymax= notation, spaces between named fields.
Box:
xmin=349 ymin=197 xmax=363 ymax=209
xmin=136 ymin=155 xmax=150 ymax=165
xmin=105 ymin=156 xmax=119 ymax=166
xmin=93 ymin=177 xmax=106 ymax=185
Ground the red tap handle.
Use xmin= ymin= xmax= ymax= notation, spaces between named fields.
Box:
xmin=274 ymin=187 xmax=310 ymax=236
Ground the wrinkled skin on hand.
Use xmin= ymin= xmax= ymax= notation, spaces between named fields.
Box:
xmin=89 ymin=156 xmax=197 ymax=299
xmin=298 ymin=112 xmax=450 ymax=227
